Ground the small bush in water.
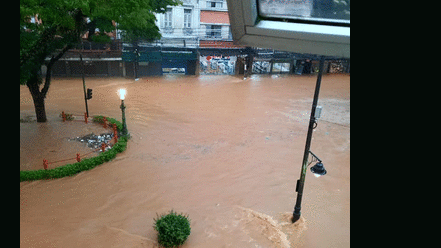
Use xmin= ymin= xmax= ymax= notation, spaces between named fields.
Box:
xmin=154 ymin=210 xmax=191 ymax=247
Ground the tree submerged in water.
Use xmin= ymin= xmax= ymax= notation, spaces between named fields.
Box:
xmin=20 ymin=0 xmax=181 ymax=122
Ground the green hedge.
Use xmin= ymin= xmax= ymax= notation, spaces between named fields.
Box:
xmin=92 ymin=115 xmax=123 ymax=131
xmin=20 ymin=116 xmax=129 ymax=182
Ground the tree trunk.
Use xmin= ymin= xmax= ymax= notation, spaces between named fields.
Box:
xmin=26 ymin=75 xmax=47 ymax=123
xmin=32 ymin=94 xmax=47 ymax=123
xmin=25 ymin=46 xmax=71 ymax=123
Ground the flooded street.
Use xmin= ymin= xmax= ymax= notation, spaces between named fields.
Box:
xmin=20 ymin=74 xmax=349 ymax=247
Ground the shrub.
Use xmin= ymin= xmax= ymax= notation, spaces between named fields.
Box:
xmin=154 ymin=210 xmax=191 ymax=248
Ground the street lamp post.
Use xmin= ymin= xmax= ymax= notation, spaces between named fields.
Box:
xmin=292 ymin=56 xmax=327 ymax=223
xmin=118 ymin=89 xmax=129 ymax=136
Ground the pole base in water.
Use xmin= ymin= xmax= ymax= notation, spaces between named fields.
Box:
xmin=292 ymin=213 xmax=301 ymax=223
xmin=292 ymin=207 xmax=301 ymax=223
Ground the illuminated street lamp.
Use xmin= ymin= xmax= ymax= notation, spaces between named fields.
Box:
xmin=311 ymin=162 xmax=327 ymax=178
xmin=118 ymin=88 xmax=129 ymax=136
xmin=292 ymin=56 xmax=328 ymax=223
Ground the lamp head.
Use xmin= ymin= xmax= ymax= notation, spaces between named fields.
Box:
xmin=310 ymin=162 xmax=327 ymax=178
xmin=118 ymin=88 xmax=126 ymax=100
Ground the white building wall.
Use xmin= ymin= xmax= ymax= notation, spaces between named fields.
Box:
xmin=155 ymin=0 xmax=201 ymax=39
xmin=151 ymin=0 xmax=230 ymax=47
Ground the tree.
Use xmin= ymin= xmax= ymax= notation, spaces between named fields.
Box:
xmin=20 ymin=0 xmax=181 ymax=122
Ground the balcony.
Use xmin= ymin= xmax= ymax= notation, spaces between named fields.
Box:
xmin=205 ymin=27 xmax=222 ymax=39
xmin=163 ymin=27 xmax=174 ymax=34
xmin=183 ymin=28 xmax=193 ymax=36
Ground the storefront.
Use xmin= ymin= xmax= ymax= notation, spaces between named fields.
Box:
xmin=121 ymin=50 xmax=198 ymax=77
xmin=199 ymin=55 xmax=237 ymax=75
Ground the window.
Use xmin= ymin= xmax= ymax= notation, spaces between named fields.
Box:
xmin=206 ymin=25 xmax=222 ymax=38
xmin=226 ymin=0 xmax=350 ymax=57
xmin=184 ymin=9 xmax=192 ymax=28
xmin=208 ymin=1 xmax=223 ymax=8
xmin=164 ymin=8 xmax=172 ymax=28
xmin=257 ymin=0 xmax=350 ymax=25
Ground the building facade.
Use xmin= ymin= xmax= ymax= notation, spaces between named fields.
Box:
xmin=49 ymin=1 xmax=349 ymax=77
xmin=153 ymin=0 xmax=201 ymax=48
xmin=152 ymin=0 xmax=234 ymax=48
xmin=199 ymin=0 xmax=232 ymax=46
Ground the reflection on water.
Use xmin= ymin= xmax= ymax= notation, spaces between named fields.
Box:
xmin=20 ymin=74 xmax=350 ymax=247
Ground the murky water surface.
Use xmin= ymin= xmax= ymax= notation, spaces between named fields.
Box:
xmin=20 ymin=74 xmax=350 ymax=247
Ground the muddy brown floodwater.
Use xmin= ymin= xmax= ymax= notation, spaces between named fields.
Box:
xmin=20 ymin=74 xmax=350 ymax=248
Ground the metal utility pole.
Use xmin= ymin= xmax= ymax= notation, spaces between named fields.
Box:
xmin=292 ymin=56 xmax=325 ymax=223
xmin=80 ymin=52 xmax=89 ymax=117
xmin=134 ymin=41 xmax=139 ymax=80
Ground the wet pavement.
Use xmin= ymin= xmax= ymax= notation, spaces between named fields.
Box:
xmin=20 ymin=74 xmax=350 ymax=247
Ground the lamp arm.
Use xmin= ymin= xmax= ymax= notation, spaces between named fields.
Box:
xmin=308 ymin=150 xmax=322 ymax=164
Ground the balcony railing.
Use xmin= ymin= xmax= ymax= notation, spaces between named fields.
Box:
xmin=163 ymin=27 xmax=174 ymax=34
xmin=183 ymin=28 xmax=193 ymax=35
xmin=204 ymin=27 xmax=222 ymax=39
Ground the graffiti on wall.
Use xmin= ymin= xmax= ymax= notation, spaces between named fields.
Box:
xmin=200 ymin=56 xmax=236 ymax=75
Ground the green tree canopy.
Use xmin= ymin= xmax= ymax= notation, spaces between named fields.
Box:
xmin=20 ymin=0 xmax=181 ymax=122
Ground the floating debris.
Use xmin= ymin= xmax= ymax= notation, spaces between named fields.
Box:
xmin=73 ymin=132 xmax=114 ymax=151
